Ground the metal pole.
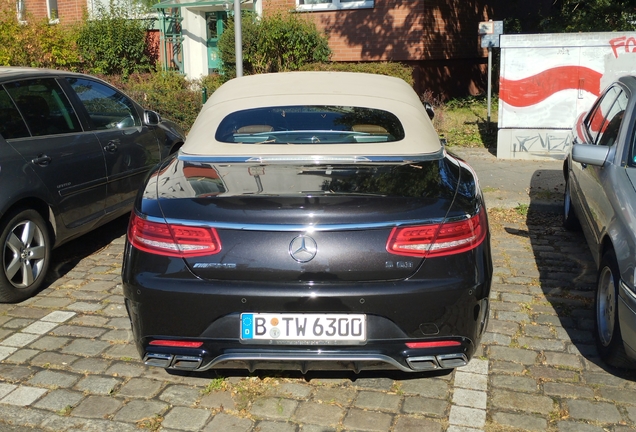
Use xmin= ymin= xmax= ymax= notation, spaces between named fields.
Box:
xmin=487 ymin=46 xmax=492 ymax=130
xmin=234 ymin=0 xmax=243 ymax=77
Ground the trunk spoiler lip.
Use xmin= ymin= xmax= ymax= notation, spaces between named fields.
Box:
xmin=176 ymin=149 xmax=445 ymax=165
xmin=135 ymin=212 xmax=478 ymax=233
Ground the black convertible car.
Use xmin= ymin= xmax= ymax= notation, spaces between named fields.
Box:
xmin=122 ymin=72 xmax=492 ymax=373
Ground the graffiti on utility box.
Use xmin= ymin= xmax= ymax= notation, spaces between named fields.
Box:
xmin=497 ymin=32 xmax=636 ymax=160
xmin=513 ymin=132 xmax=569 ymax=154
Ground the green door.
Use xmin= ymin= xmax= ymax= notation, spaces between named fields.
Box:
xmin=206 ymin=12 xmax=225 ymax=73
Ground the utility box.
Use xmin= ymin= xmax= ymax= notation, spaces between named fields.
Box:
xmin=497 ymin=32 xmax=636 ymax=160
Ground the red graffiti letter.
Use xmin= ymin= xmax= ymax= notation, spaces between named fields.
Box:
xmin=610 ymin=36 xmax=626 ymax=58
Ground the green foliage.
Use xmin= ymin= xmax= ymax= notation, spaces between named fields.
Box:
xmin=132 ymin=0 xmax=157 ymax=13
xmin=0 ymin=0 xmax=80 ymax=69
xmin=199 ymin=73 xmax=224 ymax=95
xmin=201 ymin=377 xmax=227 ymax=394
xmin=299 ymin=62 xmax=414 ymax=87
xmin=515 ymin=203 xmax=529 ymax=216
xmin=218 ymin=12 xmax=331 ymax=79
xmin=76 ymin=4 xmax=154 ymax=77
xmin=540 ymin=0 xmax=636 ymax=32
xmin=444 ymin=95 xmax=496 ymax=110
xmin=437 ymin=95 xmax=498 ymax=149
xmin=102 ymin=70 xmax=202 ymax=132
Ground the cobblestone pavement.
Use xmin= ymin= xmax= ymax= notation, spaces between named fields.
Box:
xmin=0 ymin=191 xmax=636 ymax=431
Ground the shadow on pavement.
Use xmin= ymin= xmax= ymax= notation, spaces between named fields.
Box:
xmin=506 ymin=168 xmax=636 ymax=380
xmin=44 ymin=213 xmax=129 ymax=285
xmin=164 ymin=365 xmax=454 ymax=383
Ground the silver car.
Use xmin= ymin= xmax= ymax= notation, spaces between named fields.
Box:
xmin=563 ymin=75 xmax=636 ymax=368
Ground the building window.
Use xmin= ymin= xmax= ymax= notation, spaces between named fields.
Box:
xmin=47 ymin=0 xmax=59 ymax=23
xmin=297 ymin=0 xmax=374 ymax=11
xmin=16 ymin=0 xmax=26 ymax=23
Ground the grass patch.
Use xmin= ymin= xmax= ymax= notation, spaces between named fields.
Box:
xmin=201 ymin=377 xmax=228 ymax=395
xmin=435 ymin=95 xmax=498 ymax=149
xmin=232 ymin=377 xmax=275 ymax=412
xmin=514 ymin=203 xmax=529 ymax=216
xmin=137 ymin=415 xmax=164 ymax=431
xmin=57 ymin=405 xmax=73 ymax=416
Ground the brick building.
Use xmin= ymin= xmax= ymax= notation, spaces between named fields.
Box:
xmin=265 ymin=0 xmax=497 ymax=97
xmin=15 ymin=0 xmax=550 ymax=98
xmin=16 ymin=0 xmax=86 ymax=23
xmin=153 ymin=0 xmax=549 ymax=98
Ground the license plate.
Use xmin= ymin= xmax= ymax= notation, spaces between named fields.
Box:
xmin=240 ymin=313 xmax=366 ymax=343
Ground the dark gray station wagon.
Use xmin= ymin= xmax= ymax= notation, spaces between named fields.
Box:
xmin=0 ymin=67 xmax=185 ymax=302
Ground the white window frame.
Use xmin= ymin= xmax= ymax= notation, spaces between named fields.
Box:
xmin=16 ymin=0 xmax=27 ymax=23
xmin=47 ymin=0 xmax=60 ymax=23
xmin=296 ymin=0 xmax=374 ymax=12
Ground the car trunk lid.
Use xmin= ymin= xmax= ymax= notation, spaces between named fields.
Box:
xmin=152 ymin=158 xmax=464 ymax=282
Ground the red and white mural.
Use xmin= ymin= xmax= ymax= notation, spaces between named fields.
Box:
xmin=497 ymin=32 xmax=636 ymax=160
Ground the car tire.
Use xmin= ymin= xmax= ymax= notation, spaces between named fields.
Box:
xmin=595 ymin=250 xmax=632 ymax=369
xmin=0 ymin=209 xmax=51 ymax=303
xmin=563 ymin=178 xmax=581 ymax=231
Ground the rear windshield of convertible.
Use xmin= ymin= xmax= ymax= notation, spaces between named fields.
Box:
xmin=215 ymin=105 xmax=405 ymax=144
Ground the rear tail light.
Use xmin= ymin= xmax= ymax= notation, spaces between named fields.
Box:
xmin=128 ymin=213 xmax=221 ymax=258
xmin=387 ymin=210 xmax=487 ymax=258
xmin=149 ymin=340 xmax=204 ymax=348
xmin=405 ymin=341 xmax=461 ymax=349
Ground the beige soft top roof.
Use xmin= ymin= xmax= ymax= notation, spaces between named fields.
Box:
xmin=181 ymin=71 xmax=441 ymax=158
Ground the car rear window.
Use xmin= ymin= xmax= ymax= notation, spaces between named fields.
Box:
xmin=215 ymin=105 xmax=405 ymax=144
xmin=0 ymin=88 xmax=29 ymax=139
xmin=4 ymin=78 xmax=82 ymax=137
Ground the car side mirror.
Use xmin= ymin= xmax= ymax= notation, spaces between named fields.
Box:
xmin=572 ymin=143 xmax=610 ymax=167
xmin=424 ymin=102 xmax=435 ymax=120
xmin=144 ymin=110 xmax=162 ymax=126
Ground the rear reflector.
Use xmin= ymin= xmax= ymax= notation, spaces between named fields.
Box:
xmin=149 ymin=340 xmax=204 ymax=348
xmin=405 ymin=341 xmax=461 ymax=349
xmin=387 ymin=210 xmax=487 ymax=258
xmin=128 ymin=213 xmax=221 ymax=258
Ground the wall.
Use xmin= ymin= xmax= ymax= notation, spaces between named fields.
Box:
xmin=22 ymin=0 xmax=84 ymax=23
xmin=56 ymin=0 xmax=84 ymax=22
xmin=262 ymin=0 xmax=508 ymax=98
xmin=182 ymin=8 xmax=208 ymax=80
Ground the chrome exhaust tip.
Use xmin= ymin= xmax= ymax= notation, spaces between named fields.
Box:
xmin=172 ymin=355 xmax=203 ymax=370
xmin=406 ymin=353 xmax=469 ymax=371
xmin=437 ymin=353 xmax=468 ymax=369
xmin=406 ymin=356 xmax=440 ymax=371
xmin=144 ymin=353 xmax=173 ymax=368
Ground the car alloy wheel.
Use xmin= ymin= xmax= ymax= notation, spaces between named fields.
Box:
xmin=597 ymin=264 xmax=616 ymax=348
xmin=0 ymin=209 xmax=50 ymax=302
xmin=595 ymin=250 xmax=632 ymax=369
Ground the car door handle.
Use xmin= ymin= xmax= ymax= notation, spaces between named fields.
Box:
xmin=31 ymin=154 xmax=52 ymax=166
xmin=104 ymin=140 xmax=119 ymax=152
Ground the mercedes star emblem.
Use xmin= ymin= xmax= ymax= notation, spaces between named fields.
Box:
xmin=289 ymin=235 xmax=318 ymax=263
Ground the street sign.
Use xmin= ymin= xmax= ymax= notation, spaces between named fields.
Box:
xmin=480 ymin=21 xmax=504 ymax=48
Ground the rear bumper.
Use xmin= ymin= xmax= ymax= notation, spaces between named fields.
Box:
xmin=122 ymin=243 xmax=491 ymax=373
xmin=124 ymin=296 xmax=488 ymax=373
xmin=140 ymin=341 xmax=475 ymax=374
